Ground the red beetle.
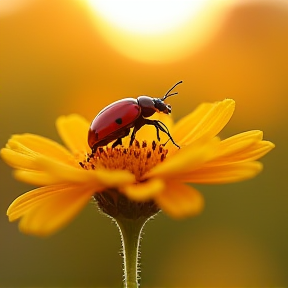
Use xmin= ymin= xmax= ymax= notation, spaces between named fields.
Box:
xmin=88 ymin=81 xmax=182 ymax=153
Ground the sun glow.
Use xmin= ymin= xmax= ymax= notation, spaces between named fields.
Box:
xmin=85 ymin=0 xmax=223 ymax=63
xmin=86 ymin=0 xmax=210 ymax=35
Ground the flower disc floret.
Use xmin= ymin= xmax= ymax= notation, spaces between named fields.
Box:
xmin=80 ymin=140 xmax=168 ymax=181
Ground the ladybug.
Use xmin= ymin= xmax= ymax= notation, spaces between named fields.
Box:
xmin=88 ymin=81 xmax=182 ymax=153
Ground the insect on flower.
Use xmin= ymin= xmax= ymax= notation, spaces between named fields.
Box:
xmin=88 ymin=81 xmax=182 ymax=153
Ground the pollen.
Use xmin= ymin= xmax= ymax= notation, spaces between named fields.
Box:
xmin=79 ymin=140 xmax=168 ymax=181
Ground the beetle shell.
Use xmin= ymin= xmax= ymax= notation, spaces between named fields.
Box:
xmin=88 ymin=81 xmax=182 ymax=152
xmin=88 ymin=98 xmax=141 ymax=149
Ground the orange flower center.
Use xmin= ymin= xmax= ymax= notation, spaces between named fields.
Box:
xmin=78 ymin=140 xmax=166 ymax=219
xmin=79 ymin=140 xmax=168 ymax=181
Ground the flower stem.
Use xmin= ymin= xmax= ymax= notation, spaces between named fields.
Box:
xmin=115 ymin=215 xmax=148 ymax=288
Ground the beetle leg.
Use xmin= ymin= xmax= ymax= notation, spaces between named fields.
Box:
xmin=110 ymin=128 xmax=131 ymax=148
xmin=130 ymin=126 xmax=138 ymax=146
xmin=162 ymin=138 xmax=171 ymax=146
xmin=157 ymin=120 xmax=180 ymax=149
xmin=144 ymin=119 xmax=180 ymax=149
xmin=112 ymin=138 xmax=123 ymax=148
xmin=154 ymin=125 xmax=161 ymax=141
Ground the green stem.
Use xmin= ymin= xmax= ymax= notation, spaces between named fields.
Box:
xmin=115 ymin=216 xmax=148 ymax=288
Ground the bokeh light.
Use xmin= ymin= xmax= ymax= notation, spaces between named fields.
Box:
xmin=83 ymin=0 xmax=224 ymax=63
xmin=87 ymin=0 xmax=209 ymax=34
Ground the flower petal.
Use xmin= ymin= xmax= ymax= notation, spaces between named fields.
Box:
xmin=144 ymin=137 xmax=220 ymax=180
xmin=1 ymin=148 xmax=39 ymax=171
xmin=202 ymin=131 xmax=275 ymax=166
xmin=172 ymin=102 xmax=214 ymax=140
xmin=122 ymin=178 xmax=165 ymax=201
xmin=220 ymin=130 xmax=264 ymax=148
xmin=178 ymin=161 xmax=263 ymax=184
xmin=8 ymin=134 xmax=73 ymax=161
xmin=8 ymin=184 xmax=71 ymax=221
xmin=10 ymin=184 xmax=96 ymax=236
xmin=56 ymin=114 xmax=91 ymax=154
xmin=212 ymin=140 xmax=275 ymax=165
xmin=173 ymin=99 xmax=235 ymax=146
xmin=37 ymin=154 xmax=135 ymax=187
xmin=93 ymin=168 xmax=136 ymax=187
xmin=13 ymin=170 xmax=63 ymax=186
xmin=155 ymin=182 xmax=204 ymax=218
xmin=1 ymin=134 xmax=75 ymax=168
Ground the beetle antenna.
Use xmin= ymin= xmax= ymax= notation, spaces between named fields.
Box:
xmin=161 ymin=80 xmax=183 ymax=101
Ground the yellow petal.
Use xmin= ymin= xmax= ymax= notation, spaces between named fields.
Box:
xmin=172 ymin=102 xmax=214 ymax=140
xmin=16 ymin=184 xmax=95 ymax=236
xmin=144 ymin=136 xmax=220 ymax=180
xmin=93 ymin=168 xmax=135 ymax=187
xmin=1 ymin=148 xmax=40 ymax=170
xmin=155 ymin=182 xmax=204 ymax=218
xmin=8 ymin=184 xmax=71 ymax=221
xmin=211 ymin=140 xmax=275 ymax=165
xmin=203 ymin=130 xmax=275 ymax=165
xmin=37 ymin=154 xmax=135 ymax=187
xmin=173 ymin=99 xmax=235 ymax=146
xmin=220 ymin=130 xmax=264 ymax=149
xmin=178 ymin=161 xmax=263 ymax=184
xmin=122 ymin=178 xmax=165 ymax=201
xmin=6 ymin=134 xmax=74 ymax=165
xmin=56 ymin=114 xmax=91 ymax=154
xmin=14 ymin=170 xmax=64 ymax=186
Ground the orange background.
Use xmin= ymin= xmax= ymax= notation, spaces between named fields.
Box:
xmin=0 ymin=0 xmax=287 ymax=286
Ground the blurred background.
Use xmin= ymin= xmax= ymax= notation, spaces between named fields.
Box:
xmin=0 ymin=0 xmax=287 ymax=287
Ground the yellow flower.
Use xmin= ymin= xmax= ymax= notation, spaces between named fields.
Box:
xmin=1 ymin=99 xmax=274 ymax=236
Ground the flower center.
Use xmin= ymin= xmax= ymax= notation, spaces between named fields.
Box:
xmin=79 ymin=140 xmax=166 ymax=219
xmin=79 ymin=140 xmax=168 ymax=181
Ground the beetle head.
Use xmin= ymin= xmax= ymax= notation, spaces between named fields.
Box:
xmin=138 ymin=81 xmax=182 ymax=117
xmin=155 ymin=80 xmax=182 ymax=114
xmin=153 ymin=98 xmax=172 ymax=114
